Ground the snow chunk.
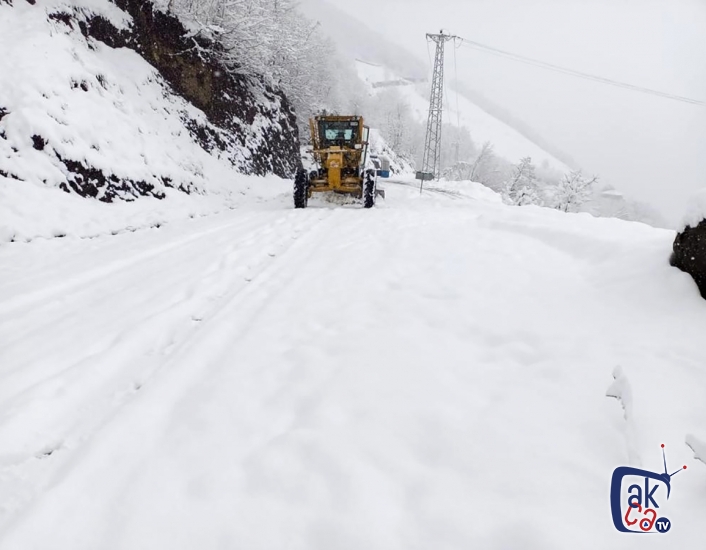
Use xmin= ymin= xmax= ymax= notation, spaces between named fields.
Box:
xmin=685 ymin=434 xmax=706 ymax=466
xmin=606 ymin=365 xmax=633 ymax=420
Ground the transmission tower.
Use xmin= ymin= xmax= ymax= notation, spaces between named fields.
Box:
xmin=418 ymin=31 xmax=457 ymax=190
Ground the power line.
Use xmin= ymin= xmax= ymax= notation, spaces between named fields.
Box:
xmin=459 ymin=38 xmax=705 ymax=107
xmin=453 ymin=39 xmax=461 ymax=165
xmin=453 ymin=40 xmax=461 ymax=129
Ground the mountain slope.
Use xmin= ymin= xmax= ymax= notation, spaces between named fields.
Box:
xmin=300 ymin=0 xmax=572 ymax=172
xmin=0 ymin=0 xmax=299 ymax=207
xmin=297 ymin=0 xmax=426 ymax=81
xmin=357 ymin=60 xmax=571 ymax=171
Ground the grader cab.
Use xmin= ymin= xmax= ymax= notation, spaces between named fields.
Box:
xmin=294 ymin=115 xmax=377 ymax=209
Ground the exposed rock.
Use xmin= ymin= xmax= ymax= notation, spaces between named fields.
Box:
xmin=671 ymin=221 xmax=706 ymax=299
xmin=57 ymin=155 xmax=166 ymax=202
xmin=76 ymin=0 xmax=301 ymax=178
xmin=4 ymin=0 xmax=301 ymax=203
xmin=31 ymin=135 xmax=46 ymax=151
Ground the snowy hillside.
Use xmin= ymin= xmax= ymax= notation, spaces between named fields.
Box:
xmin=2 ymin=178 xmax=706 ymax=548
xmin=0 ymin=0 xmax=299 ymax=242
xmin=298 ymin=0 xmax=572 ymax=173
xmin=356 ymin=60 xmax=571 ymax=172
xmin=297 ymin=0 xmax=426 ymax=82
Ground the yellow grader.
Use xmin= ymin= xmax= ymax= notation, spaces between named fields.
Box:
xmin=294 ymin=115 xmax=377 ymax=209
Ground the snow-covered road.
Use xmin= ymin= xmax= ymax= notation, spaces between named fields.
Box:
xmin=1 ymin=181 xmax=705 ymax=549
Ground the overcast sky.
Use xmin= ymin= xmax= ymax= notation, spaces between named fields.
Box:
xmin=327 ymin=0 xmax=706 ymax=224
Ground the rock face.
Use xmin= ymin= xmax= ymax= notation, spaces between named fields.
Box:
xmin=671 ymin=221 xmax=706 ymax=298
xmin=78 ymin=1 xmax=301 ymax=179
xmin=0 ymin=0 xmax=301 ymax=202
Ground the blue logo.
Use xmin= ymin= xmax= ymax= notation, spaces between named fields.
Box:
xmin=610 ymin=444 xmax=686 ymax=533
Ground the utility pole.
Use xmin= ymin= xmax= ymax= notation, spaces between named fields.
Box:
xmin=417 ymin=30 xmax=457 ymax=191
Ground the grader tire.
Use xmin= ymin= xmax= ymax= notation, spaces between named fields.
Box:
xmin=363 ymin=170 xmax=376 ymax=209
xmin=294 ymin=169 xmax=309 ymax=209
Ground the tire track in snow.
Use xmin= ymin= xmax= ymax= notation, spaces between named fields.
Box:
xmin=0 ymin=211 xmax=301 ymax=367
xmin=0 ymin=214 xmax=279 ymax=320
xmin=0 ymin=207 xmax=339 ymax=533
xmin=0 ymin=209 xmax=334 ymax=447
xmin=385 ymin=178 xmax=464 ymax=200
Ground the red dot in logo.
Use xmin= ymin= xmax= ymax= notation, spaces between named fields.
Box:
xmin=661 ymin=444 xmax=665 ymax=448
xmin=684 ymin=465 xmax=687 ymax=470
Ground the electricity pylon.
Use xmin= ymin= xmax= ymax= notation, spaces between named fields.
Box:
xmin=418 ymin=31 xmax=457 ymax=191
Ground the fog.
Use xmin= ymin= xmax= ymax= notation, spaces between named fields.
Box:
xmin=326 ymin=0 xmax=706 ymax=225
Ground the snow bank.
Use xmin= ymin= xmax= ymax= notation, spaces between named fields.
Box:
xmin=0 ymin=174 xmax=291 ymax=243
xmin=433 ymin=178 xmax=504 ymax=202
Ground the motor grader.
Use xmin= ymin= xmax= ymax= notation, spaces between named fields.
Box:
xmin=294 ymin=115 xmax=377 ymax=209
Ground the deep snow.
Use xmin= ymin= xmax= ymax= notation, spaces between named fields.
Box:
xmin=1 ymin=178 xmax=706 ymax=549
xmin=0 ymin=0 xmax=295 ymax=214
xmin=0 ymin=172 xmax=293 ymax=243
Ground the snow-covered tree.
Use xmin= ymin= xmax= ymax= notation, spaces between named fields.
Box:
xmin=167 ymin=0 xmax=358 ymax=134
xmin=503 ymin=157 xmax=541 ymax=206
xmin=364 ymin=89 xmax=427 ymax=167
xmin=443 ymin=161 xmax=474 ymax=181
xmin=514 ymin=184 xmax=541 ymax=206
xmin=466 ymin=141 xmax=513 ymax=191
xmin=469 ymin=141 xmax=494 ymax=182
xmin=371 ymin=90 xmax=418 ymax=158
xmin=553 ymin=171 xmax=597 ymax=213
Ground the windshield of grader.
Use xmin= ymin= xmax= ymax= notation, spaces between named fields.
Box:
xmin=318 ymin=120 xmax=360 ymax=148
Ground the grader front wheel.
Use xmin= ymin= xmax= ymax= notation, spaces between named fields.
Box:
xmin=294 ymin=169 xmax=309 ymax=209
xmin=363 ymin=170 xmax=376 ymax=209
